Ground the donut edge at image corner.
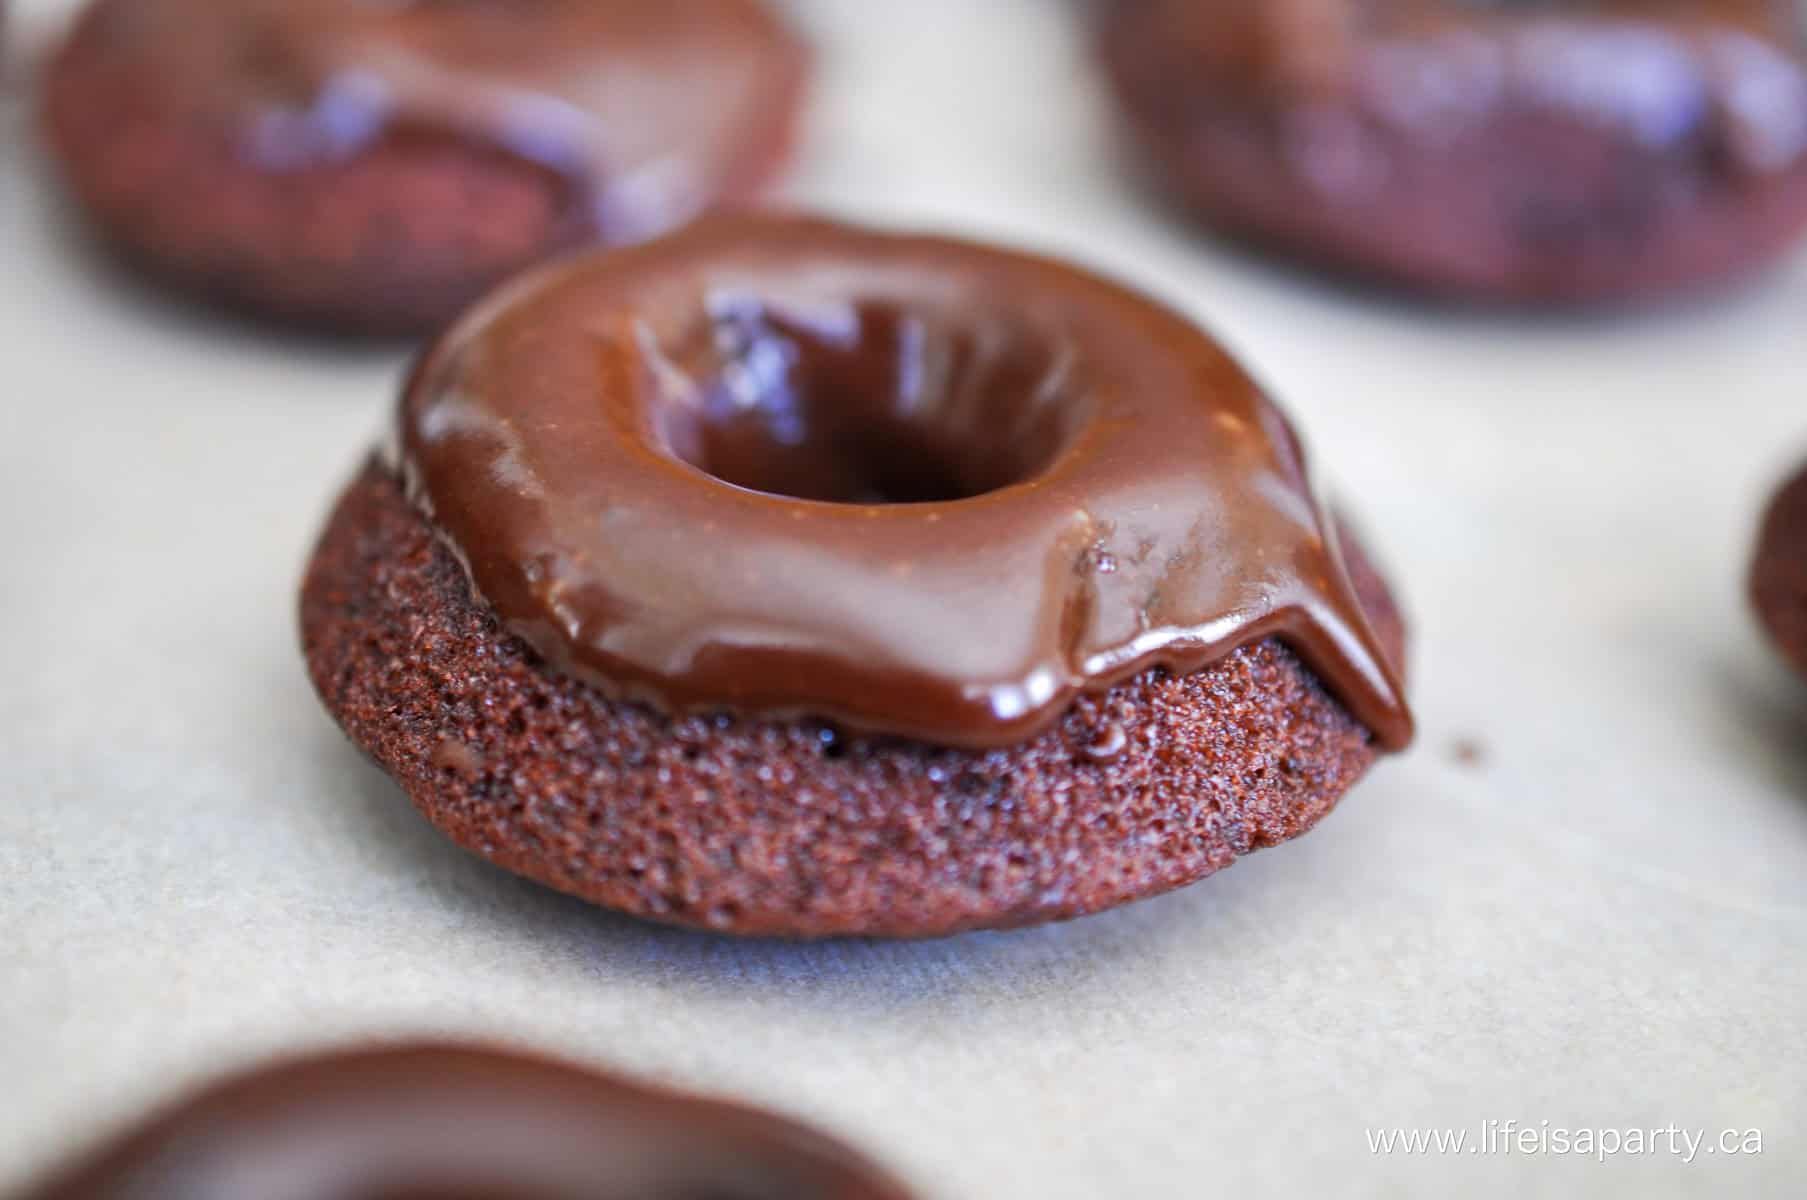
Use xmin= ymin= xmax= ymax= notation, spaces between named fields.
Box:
xmin=14 ymin=1042 xmax=919 ymax=1200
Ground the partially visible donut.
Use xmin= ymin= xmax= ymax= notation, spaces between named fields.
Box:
xmin=1752 ymin=460 xmax=1807 ymax=674
xmin=42 ymin=0 xmax=808 ymax=333
xmin=1099 ymin=0 xmax=1807 ymax=302
xmin=17 ymin=1043 xmax=915 ymax=1199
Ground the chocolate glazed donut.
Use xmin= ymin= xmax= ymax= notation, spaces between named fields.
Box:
xmin=17 ymin=1043 xmax=914 ymax=1200
xmin=301 ymin=215 xmax=1414 ymax=938
xmin=1099 ymin=0 xmax=1807 ymax=302
xmin=42 ymin=0 xmax=808 ymax=333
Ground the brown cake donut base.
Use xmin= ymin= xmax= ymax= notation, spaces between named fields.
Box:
xmin=301 ymin=463 xmax=1406 ymax=939
xmin=1752 ymin=462 xmax=1807 ymax=674
xmin=40 ymin=3 xmax=804 ymax=335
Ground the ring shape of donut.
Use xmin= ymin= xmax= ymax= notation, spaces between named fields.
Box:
xmin=399 ymin=215 xmax=1412 ymax=752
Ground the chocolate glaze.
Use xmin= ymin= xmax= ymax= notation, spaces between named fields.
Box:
xmin=20 ymin=1044 xmax=913 ymax=1200
xmin=1124 ymin=0 xmax=1807 ymax=184
xmin=71 ymin=0 xmax=807 ymax=243
xmin=399 ymin=216 xmax=1413 ymax=752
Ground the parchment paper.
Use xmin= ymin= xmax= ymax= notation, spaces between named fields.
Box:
xmin=2 ymin=2 xmax=1804 ymax=1196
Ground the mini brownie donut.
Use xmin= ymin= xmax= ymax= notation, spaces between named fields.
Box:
xmin=18 ymin=1043 xmax=914 ymax=1199
xmin=1751 ymin=460 xmax=1807 ymax=673
xmin=300 ymin=215 xmax=1414 ymax=939
xmin=1098 ymin=0 xmax=1807 ymax=302
xmin=42 ymin=0 xmax=807 ymax=333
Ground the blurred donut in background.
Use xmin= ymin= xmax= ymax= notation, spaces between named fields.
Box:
xmin=41 ymin=0 xmax=809 ymax=334
xmin=17 ymin=1042 xmax=917 ymax=1200
xmin=1097 ymin=0 xmax=1807 ymax=303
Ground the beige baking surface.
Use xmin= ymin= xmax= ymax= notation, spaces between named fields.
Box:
xmin=2 ymin=2 xmax=1804 ymax=1197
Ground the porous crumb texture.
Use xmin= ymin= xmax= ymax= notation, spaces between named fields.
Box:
xmin=1752 ymin=461 xmax=1807 ymax=677
xmin=40 ymin=0 xmax=802 ymax=334
xmin=300 ymin=464 xmax=1406 ymax=938
xmin=1098 ymin=5 xmax=1807 ymax=303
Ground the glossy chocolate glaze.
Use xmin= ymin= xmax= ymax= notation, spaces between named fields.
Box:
xmin=1122 ymin=0 xmax=1807 ymax=180
xmin=71 ymin=0 xmax=807 ymax=242
xmin=20 ymin=1044 xmax=913 ymax=1200
xmin=398 ymin=217 xmax=1412 ymax=752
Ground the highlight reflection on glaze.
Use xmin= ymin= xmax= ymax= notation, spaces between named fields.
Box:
xmin=400 ymin=218 xmax=1415 ymax=752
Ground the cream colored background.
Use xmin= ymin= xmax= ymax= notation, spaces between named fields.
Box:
xmin=2 ymin=2 xmax=1804 ymax=1196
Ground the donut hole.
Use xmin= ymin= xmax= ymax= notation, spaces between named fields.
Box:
xmin=650 ymin=292 xmax=1089 ymax=505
